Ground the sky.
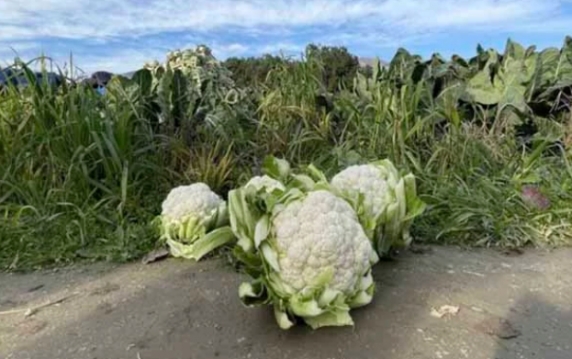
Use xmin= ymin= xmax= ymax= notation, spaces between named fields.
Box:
xmin=1 ymin=0 xmax=572 ymax=75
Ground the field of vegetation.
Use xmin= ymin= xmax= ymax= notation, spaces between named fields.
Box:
xmin=1 ymin=39 xmax=572 ymax=271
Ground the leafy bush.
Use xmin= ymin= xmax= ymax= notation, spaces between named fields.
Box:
xmin=1 ymin=37 xmax=572 ymax=270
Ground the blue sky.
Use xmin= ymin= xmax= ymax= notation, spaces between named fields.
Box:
xmin=1 ymin=0 xmax=572 ymax=75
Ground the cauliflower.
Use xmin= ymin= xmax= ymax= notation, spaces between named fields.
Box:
xmin=161 ymin=183 xmax=224 ymax=223
xmin=331 ymin=164 xmax=394 ymax=222
xmin=227 ymin=157 xmax=378 ymax=330
xmin=271 ymin=190 xmax=377 ymax=295
xmin=330 ymin=160 xmax=426 ymax=257
xmin=157 ymin=183 xmax=234 ymax=261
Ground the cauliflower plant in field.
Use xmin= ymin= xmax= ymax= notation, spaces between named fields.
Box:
xmin=227 ymin=157 xmax=379 ymax=330
xmin=329 ymin=160 xmax=426 ymax=257
xmin=157 ymin=183 xmax=234 ymax=261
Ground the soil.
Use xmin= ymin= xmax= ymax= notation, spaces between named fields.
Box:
xmin=1 ymin=245 xmax=571 ymax=359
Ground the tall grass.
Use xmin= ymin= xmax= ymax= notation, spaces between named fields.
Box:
xmin=1 ymin=52 xmax=571 ymax=271
xmin=317 ymin=62 xmax=572 ymax=249
xmin=0 ymin=62 xmax=167 ymax=269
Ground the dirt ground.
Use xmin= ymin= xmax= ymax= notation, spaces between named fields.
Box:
xmin=0 ymin=245 xmax=571 ymax=359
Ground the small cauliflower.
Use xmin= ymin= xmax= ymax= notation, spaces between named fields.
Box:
xmin=157 ymin=183 xmax=234 ymax=261
xmin=228 ymin=157 xmax=378 ymax=330
xmin=330 ymin=160 xmax=426 ymax=257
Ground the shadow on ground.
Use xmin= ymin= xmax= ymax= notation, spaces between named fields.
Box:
xmin=491 ymin=294 xmax=572 ymax=359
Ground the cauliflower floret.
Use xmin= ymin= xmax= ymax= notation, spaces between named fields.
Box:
xmin=272 ymin=190 xmax=377 ymax=294
xmin=161 ymin=183 xmax=224 ymax=223
xmin=331 ymin=164 xmax=392 ymax=221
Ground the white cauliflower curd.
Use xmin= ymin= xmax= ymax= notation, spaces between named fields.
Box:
xmin=160 ymin=183 xmax=226 ymax=223
xmin=331 ymin=163 xmax=394 ymax=223
xmin=272 ymin=190 xmax=376 ymax=294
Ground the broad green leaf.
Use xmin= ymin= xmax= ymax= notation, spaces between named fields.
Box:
xmin=254 ymin=215 xmax=270 ymax=248
xmin=306 ymin=163 xmax=329 ymax=184
xmin=267 ymin=272 xmax=296 ymax=297
xmin=261 ymin=243 xmax=280 ymax=273
xmin=228 ymin=189 xmax=257 ymax=252
xmin=465 ymin=56 xmax=528 ymax=110
xmin=318 ymin=288 xmax=341 ymax=307
xmin=503 ymin=39 xmax=525 ymax=60
xmin=262 ymin=156 xmax=291 ymax=181
xmin=165 ymin=226 xmax=235 ymax=261
xmin=290 ymin=174 xmax=317 ymax=191
xmin=303 ymin=309 xmax=354 ymax=329
xmin=289 ymin=296 xmax=325 ymax=317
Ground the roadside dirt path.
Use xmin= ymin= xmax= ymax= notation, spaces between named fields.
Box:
xmin=1 ymin=245 xmax=570 ymax=359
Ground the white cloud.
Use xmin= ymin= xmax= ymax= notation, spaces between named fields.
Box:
xmin=1 ymin=0 xmax=569 ymax=41
xmin=1 ymin=0 xmax=571 ymax=72
xmin=205 ymin=43 xmax=251 ymax=59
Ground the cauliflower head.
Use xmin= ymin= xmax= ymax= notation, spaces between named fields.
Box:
xmin=272 ymin=190 xmax=376 ymax=295
xmin=157 ymin=183 xmax=234 ymax=261
xmin=331 ymin=163 xmax=395 ymax=223
xmin=228 ymin=161 xmax=378 ymax=330
xmin=161 ymin=183 xmax=225 ymax=223
xmin=330 ymin=160 xmax=426 ymax=257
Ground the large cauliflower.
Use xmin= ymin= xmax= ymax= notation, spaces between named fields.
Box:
xmin=329 ymin=160 xmax=426 ymax=257
xmin=157 ymin=183 xmax=234 ymax=261
xmin=271 ymin=190 xmax=376 ymax=295
xmin=227 ymin=157 xmax=378 ymax=330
